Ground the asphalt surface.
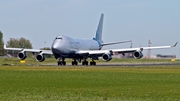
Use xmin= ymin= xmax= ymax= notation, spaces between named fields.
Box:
xmin=40 ymin=62 xmax=180 ymax=67
xmin=96 ymin=63 xmax=180 ymax=66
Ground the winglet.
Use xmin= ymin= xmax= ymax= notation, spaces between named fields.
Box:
xmin=172 ymin=42 xmax=178 ymax=47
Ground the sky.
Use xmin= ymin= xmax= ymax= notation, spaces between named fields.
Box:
xmin=0 ymin=0 xmax=180 ymax=58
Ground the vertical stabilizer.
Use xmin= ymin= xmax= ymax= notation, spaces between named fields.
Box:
xmin=94 ymin=14 xmax=104 ymax=43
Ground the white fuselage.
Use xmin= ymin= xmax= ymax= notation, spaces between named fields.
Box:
xmin=51 ymin=35 xmax=100 ymax=58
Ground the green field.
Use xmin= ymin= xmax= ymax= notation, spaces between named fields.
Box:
xmin=0 ymin=65 xmax=180 ymax=101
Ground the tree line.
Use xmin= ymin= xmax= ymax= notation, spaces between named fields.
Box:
xmin=0 ymin=31 xmax=6 ymax=56
xmin=0 ymin=31 xmax=51 ymax=57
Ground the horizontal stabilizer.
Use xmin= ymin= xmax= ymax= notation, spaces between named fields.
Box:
xmin=101 ymin=40 xmax=132 ymax=46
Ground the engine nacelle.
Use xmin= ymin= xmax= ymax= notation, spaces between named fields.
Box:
xmin=18 ymin=52 xmax=27 ymax=60
xmin=133 ymin=51 xmax=143 ymax=59
xmin=36 ymin=54 xmax=45 ymax=62
xmin=102 ymin=53 xmax=112 ymax=61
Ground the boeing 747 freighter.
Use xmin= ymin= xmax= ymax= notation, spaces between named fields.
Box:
xmin=4 ymin=14 xmax=178 ymax=65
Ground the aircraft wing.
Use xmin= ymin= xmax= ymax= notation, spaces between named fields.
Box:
xmin=76 ymin=42 xmax=178 ymax=55
xmin=4 ymin=44 xmax=53 ymax=54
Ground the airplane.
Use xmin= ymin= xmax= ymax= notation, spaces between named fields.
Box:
xmin=4 ymin=14 xmax=178 ymax=66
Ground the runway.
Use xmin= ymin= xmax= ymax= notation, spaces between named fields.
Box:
xmin=96 ymin=63 xmax=180 ymax=67
xmin=41 ymin=62 xmax=180 ymax=67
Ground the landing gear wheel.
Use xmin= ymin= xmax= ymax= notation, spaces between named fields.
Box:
xmin=72 ymin=61 xmax=78 ymax=65
xmin=58 ymin=61 xmax=61 ymax=65
xmin=62 ymin=61 xmax=66 ymax=65
xmin=90 ymin=61 xmax=96 ymax=65
xmin=82 ymin=61 xmax=88 ymax=65
xmin=57 ymin=57 xmax=66 ymax=66
xmin=58 ymin=61 xmax=66 ymax=65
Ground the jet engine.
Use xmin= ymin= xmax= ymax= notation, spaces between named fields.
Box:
xmin=18 ymin=52 xmax=27 ymax=60
xmin=133 ymin=51 xmax=143 ymax=59
xmin=36 ymin=54 xmax=45 ymax=62
xmin=102 ymin=53 xmax=112 ymax=61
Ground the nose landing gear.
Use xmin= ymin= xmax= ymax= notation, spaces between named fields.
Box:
xmin=58 ymin=61 xmax=66 ymax=65
xmin=57 ymin=57 xmax=66 ymax=65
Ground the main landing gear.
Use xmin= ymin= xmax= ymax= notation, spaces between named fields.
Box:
xmin=82 ymin=59 xmax=88 ymax=65
xmin=82 ymin=59 xmax=96 ymax=66
xmin=72 ymin=59 xmax=78 ymax=65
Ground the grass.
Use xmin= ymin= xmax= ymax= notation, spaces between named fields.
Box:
xmin=0 ymin=65 xmax=180 ymax=101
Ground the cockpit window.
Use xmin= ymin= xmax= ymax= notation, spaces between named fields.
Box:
xmin=55 ymin=37 xmax=62 ymax=39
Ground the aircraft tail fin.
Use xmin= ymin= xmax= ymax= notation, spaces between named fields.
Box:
xmin=94 ymin=14 xmax=104 ymax=43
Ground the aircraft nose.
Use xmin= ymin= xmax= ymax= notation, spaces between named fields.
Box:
xmin=51 ymin=43 xmax=60 ymax=53
xmin=52 ymin=44 xmax=57 ymax=49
